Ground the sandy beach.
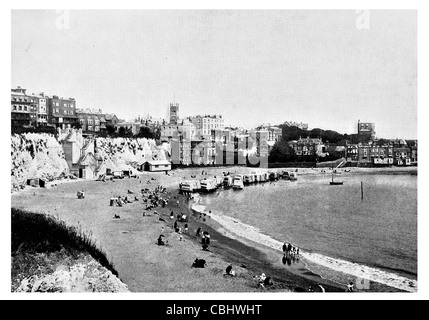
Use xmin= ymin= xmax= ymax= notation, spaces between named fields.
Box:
xmin=11 ymin=166 xmax=416 ymax=292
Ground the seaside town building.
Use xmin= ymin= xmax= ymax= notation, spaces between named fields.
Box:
xmin=138 ymin=115 xmax=166 ymax=126
xmin=410 ymin=144 xmax=418 ymax=165
xmin=35 ymin=93 xmax=48 ymax=126
xmin=115 ymin=121 xmax=142 ymax=136
xmin=256 ymin=124 xmax=283 ymax=148
xmin=47 ymin=95 xmax=79 ymax=129
xmin=282 ymin=121 xmax=309 ymax=130
xmin=288 ymin=137 xmax=325 ymax=157
xmin=248 ymin=129 xmax=270 ymax=158
xmin=357 ymin=121 xmax=376 ymax=140
xmin=393 ymin=146 xmax=412 ymax=166
xmin=105 ymin=113 xmax=119 ymax=128
xmin=345 ymin=141 xmax=419 ymax=166
xmin=346 ymin=144 xmax=359 ymax=162
xmin=169 ymin=103 xmax=180 ymax=125
xmin=11 ymin=87 xmax=38 ymax=127
xmin=76 ymin=108 xmax=106 ymax=132
xmin=190 ymin=115 xmax=225 ymax=140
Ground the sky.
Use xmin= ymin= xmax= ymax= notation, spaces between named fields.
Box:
xmin=11 ymin=10 xmax=417 ymax=139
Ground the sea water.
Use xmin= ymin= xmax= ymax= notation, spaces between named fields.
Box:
xmin=196 ymin=173 xmax=417 ymax=292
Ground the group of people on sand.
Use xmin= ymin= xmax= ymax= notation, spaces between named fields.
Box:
xmin=142 ymin=186 xmax=168 ymax=211
xmin=282 ymin=242 xmax=300 ymax=257
xmin=195 ymin=227 xmax=211 ymax=251
xmin=281 ymin=242 xmax=300 ymax=266
xmin=110 ymin=184 xmax=169 ymax=219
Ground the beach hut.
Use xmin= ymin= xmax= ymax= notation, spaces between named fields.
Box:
xmin=26 ymin=178 xmax=39 ymax=187
xmin=39 ymin=179 xmax=46 ymax=188
xmin=143 ymin=160 xmax=172 ymax=172
xmin=76 ymin=153 xmax=98 ymax=179
xmin=116 ymin=163 xmax=138 ymax=178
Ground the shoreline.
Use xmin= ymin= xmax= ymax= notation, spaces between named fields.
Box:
xmin=11 ymin=166 xmax=417 ymax=293
xmin=189 ymin=193 xmax=413 ymax=293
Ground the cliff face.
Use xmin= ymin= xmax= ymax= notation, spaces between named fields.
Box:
xmin=11 ymin=133 xmax=69 ymax=191
xmin=11 ymin=132 xmax=171 ymax=191
xmin=95 ymin=137 xmax=170 ymax=167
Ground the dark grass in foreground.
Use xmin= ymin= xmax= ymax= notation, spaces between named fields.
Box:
xmin=11 ymin=208 xmax=118 ymax=278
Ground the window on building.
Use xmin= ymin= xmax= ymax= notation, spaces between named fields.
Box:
xmin=13 ymin=105 xmax=17 ymax=110
xmin=88 ymin=126 xmax=93 ymax=131
xmin=24 ymin=106 xmax=28 ymax=112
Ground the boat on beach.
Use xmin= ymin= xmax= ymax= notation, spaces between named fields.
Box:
xmin=179 ymin=180 xmax=201 ymax=193
xmin=282 ymin=170 xmax=290 ymax=180
xmin=243 ymin=174 xmax=255 ymax=185
xmin=269 ymin=171 xmax=279 ymax=181
xmin=223 ymin=176 xmax=233 ymax=188
xmin=232 ymin=175 xmax=244 ymax=190
xmin=214 ymin=176 xmax=223 ymax=187
xmin=200 ymin=178 xmax=218 ymax=192
xmin=289 ymin=172 xmax=297 ymax=181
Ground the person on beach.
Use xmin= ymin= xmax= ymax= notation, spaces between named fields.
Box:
xmin=157 ymin=235 xmax=166 ymax=246
xmin=196 ymin=227 xmax=202 ymax=237
xmin=184 ymin=224 xmax=189 ymax=234
xmin=170 ymin=211 xmax=174 ymax=219
xmin=282 ymin=242 xmax=287 ymax=253
xmin=347 ymin=282 xmax=354 ymax=292
xmin=225 ymin=265 xmax=236 ymax=277
xmin=258 ymin=273 xmax=267 ymax=287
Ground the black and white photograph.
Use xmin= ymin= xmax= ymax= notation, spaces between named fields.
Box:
xmin=4 ymin=2 xmax=427 ymax=302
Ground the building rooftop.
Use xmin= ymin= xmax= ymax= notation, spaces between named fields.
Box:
xmin=145 ymin=160 xmax=171 ymax=165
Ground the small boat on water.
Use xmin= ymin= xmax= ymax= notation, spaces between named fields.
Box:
xmin=329 ymin=171 xmax=343 ymax=185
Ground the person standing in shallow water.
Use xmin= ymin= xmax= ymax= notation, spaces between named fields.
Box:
xmin=282 ymin=242 xmax=287 ymax=253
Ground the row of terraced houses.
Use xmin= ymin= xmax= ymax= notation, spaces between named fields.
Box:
xmin=11 ymin=86 xmax=119 ymax=132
